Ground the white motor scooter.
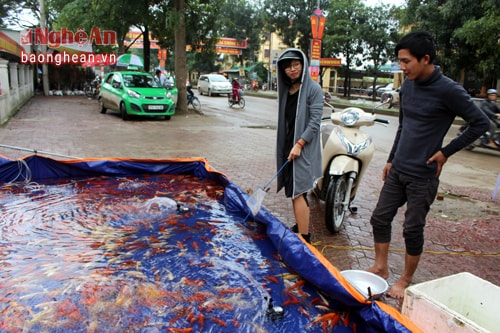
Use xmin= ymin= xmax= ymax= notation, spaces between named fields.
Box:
xmin=313 ymin=103 xmax=389 ymax=233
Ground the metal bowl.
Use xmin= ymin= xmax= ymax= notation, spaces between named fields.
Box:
xmin=341 ymin=270 xmax=388 ymax=299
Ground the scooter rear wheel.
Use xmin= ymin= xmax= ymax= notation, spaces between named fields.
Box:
xmin=325 ymin=175 xmax=347 ymax=233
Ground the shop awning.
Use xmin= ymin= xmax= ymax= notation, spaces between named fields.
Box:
xmin=0 ymin=30 xmax=24 ymax=57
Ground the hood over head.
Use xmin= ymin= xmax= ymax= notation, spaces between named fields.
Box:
xmin=277 ymin=48 xmax=309 ymax=86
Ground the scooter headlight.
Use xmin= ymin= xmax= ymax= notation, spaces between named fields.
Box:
xmin=341 ymin=108 xmax=361 ymax=127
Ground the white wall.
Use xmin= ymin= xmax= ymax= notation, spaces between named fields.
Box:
xmin=0 ymin=58 xmax=34 ymax=124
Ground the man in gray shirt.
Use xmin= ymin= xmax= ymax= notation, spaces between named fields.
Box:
xmin=366 ymin=31 xmax=490 ymax=298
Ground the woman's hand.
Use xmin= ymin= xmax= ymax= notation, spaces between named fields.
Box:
xmin=288 ymin=143 xmax=303 ymax=160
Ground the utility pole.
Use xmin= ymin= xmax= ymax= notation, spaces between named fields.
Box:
xmin=39 ymin=0 xmax=49 ymax=96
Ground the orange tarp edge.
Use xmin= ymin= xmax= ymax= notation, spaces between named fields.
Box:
xmin=302 ymin=239 xmax=424 ymax=333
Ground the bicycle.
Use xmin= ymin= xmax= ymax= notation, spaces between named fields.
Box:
xmin=187 ymin=93 xmax=201 ymax=111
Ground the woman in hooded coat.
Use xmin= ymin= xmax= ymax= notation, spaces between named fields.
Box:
xmin=276 ymin=48 xmax=323 ymax=243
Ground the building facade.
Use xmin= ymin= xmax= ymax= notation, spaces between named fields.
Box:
xmin=0 ymin=29 xmax=34 ymax=124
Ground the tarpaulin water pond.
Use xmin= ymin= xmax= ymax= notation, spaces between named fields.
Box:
xmin=0 ymin=155 xmax=421 ymax=333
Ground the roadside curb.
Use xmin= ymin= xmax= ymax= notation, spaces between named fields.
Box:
xmin=244 ymin=91 xmax=465 ymax=125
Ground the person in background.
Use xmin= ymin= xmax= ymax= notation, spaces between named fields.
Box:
xmin=366 ymin=31 xmax=490 ymax=298
xmin=186 ymin=80 xmax=194 ymax=104
xmin=479 ymin=88 xmax=500 ymax=147
xmin=231 ymin=78 xmax=242 ymax=102
xmin=154 ymin=69 xmax=165 ymax=87
xmin=275 ymin=48 xmax=323 ymax=244
xmin=165 ymin=75 xmax=175 ymax=89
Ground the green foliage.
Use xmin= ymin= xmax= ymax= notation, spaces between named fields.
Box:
xmin=219 ymin=0 xmax=262 ymax=67
xmin=1 ymin=0 xmax=41 ymax=28
xmin=261 ymin=0 xmax=402 ymax=95
xmin=1 ymin=0 xmax=23 ymax=28
xmin=323 ymin=0 xmax=367 ymax=96
xmin=51 ymin=0 xmax=93 ymax=31
xmin=52 ymin=0 xmax=146 ymax=54
xmin=252 ymin=62 xmax=269 ymax=83
xmin=403 ymin=0 xmax=498 ymax=87
xmin=149 ymin=0 xmax=225 ymax=74
xmin=453 ymin=1 xmax=500 ymax=87
xmin=262 ymin=0 xmax=330 ymax=55
xmin=5 ymin=0 xmax=497 ymax=92
xmin=360 ymin=4 xmax=401 ymax=99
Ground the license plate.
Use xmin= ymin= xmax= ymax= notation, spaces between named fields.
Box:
xmin=148 ymin=105 xmax=164 ymax=110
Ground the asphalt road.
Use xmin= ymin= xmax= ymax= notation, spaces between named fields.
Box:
xmin=197 ymin=93 xmax=500 ymax=193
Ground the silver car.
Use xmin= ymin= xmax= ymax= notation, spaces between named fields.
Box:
xmin=380 ymin=88 xmax=400 ymax=108
xmin=197 ymin=74 xmax=232 ymax=96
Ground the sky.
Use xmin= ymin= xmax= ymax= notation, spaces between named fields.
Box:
xmin=6 ymin=9 xmax=37 ymax=30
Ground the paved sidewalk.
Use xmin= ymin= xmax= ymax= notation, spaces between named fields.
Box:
xmin=1 ymin=96 xmax=498 ymax=312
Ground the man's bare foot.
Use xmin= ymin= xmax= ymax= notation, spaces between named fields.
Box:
xmin=366 ymin=266 xmax=389 ymax=280
xmin=387 ymin=278 xmax=411 ymax=299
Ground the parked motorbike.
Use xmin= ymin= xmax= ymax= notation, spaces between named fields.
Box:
xmin=84 ymin=76 xmax=101 ymax=99
xmin=313 ymin=103 xmax=389 ymax=233
xmin=323 ymin=91 xmax=332 ymax=103
xmin=228 ymin=90 xmax=245 ymax=109
xmin=251 ymin=81 xmax=259 ymax=91
xmin=458 ymin=122 xmax=500 ymax=152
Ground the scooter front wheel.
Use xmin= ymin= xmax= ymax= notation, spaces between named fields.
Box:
xmin=325 ymin=175 xmax=348 ymax=233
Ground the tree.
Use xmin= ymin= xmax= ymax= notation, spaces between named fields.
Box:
xmin=453 ymin=1 xmax=500 ymax=90
xmin=403 ymin=0 xmax=497 ymax=91
xmin=323 ymin=0 xmax=366 ymax=97
xmin=0 ymin=1 xmax=18 ymax=26
xmin=1 ymin=0 xmax=40 ymax=29
xmin=262 ymin=0 xmax=330 ymax=56
xmin=53 ymin=0 xmax=138 ymax=54
xmin=219 ymin=0 xmax=262 ymax=68
xmin=149 ymin=0 xmax=225 ymax=112
xmin=361 ymin=4 xmax=401 ymax=100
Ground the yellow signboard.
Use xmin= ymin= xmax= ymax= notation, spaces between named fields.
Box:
xmin=320 ymin=58 xmax=342 ymax=67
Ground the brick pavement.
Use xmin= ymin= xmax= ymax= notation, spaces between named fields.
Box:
xmin=1 ymin=95 xmax=498 ymax=312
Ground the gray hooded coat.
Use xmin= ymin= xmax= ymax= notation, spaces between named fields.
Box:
xmin=276 ymin=48 xmax=323 ymax=198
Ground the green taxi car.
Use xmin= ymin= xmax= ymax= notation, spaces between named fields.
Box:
xmin=99 ymin=71 xmax=176 ymax=120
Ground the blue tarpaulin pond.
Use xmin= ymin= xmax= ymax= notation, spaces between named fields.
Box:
xmin=0 ymin=155 xmax=422 ymax=332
